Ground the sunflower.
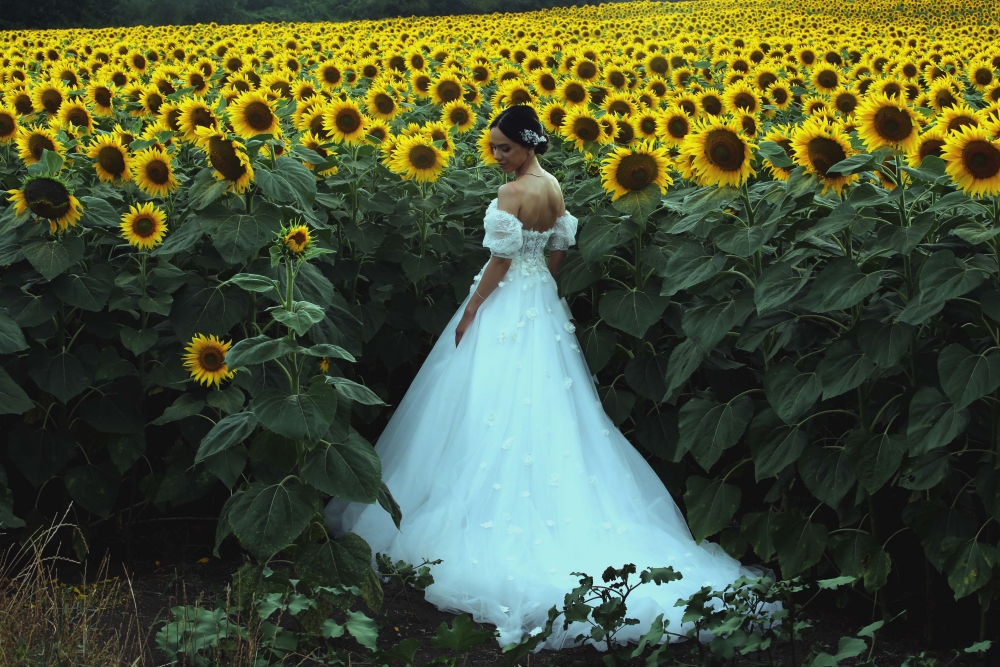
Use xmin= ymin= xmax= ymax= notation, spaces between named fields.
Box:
xmin=423 ymin=120 xmax=456 ymax=154
xmin=633 ymin=110 xmax=660 ymax=141
xmin=131 ymin=148 xmax=179 ymax=197
xmin=734 ymin=110 xmax=760 ymax=139
xmin=298 ymin=130 xmax=338 ymax=177
xmin=176 ymin=96 xmax=217 ymax=142
xmin=31 ymin=79 xmax=69 ymax=116
xmin=760 ymin=125 xmax=796 ymax=181
xmin=183 ymin=334 xmax=236 ymax=388
xmin=440 ymin=99 xmax=476 ymax=133
xmin=602 ymin=91 xmax=638 ymax=118
xmin=967 ymin=61 xmax=996 ymax=92
xmin=120 ymin=201 xmax=168 ymax=250
xmin=723 ymin=80 xmax=760 ymax=115
xmin=364 ymin=118 xmax=391 ymax=145
xmin=657 ymin=105 xmax=692 ymax=147
xmin=364 ymin=84 xmax=401 ymax=122
xmin=790 ymin=117 xmax=858 ymax=196
xmin=560 ymin=106 xmax=609 ymax=151
xmin=194 ymin=126 xmax=255 ymax=194
xmin=7 ymin=176 xmax=83 ymax=233
xmin=86 ymin=134 xmax=131 ymax=183
xmin=15 ymin=125 xmax=64 ymax=167
xmin=600 ymin=139 xmax=672 ymax=201
xmin=388 ymin=132 xmax=448 ymax=183
xmin=811 ymin=65 xmax=841 ymax=93
xmin=697 ymin=90 xmax=725 ymax=117
xmin=855 ymin=93 xmax=921 ymax=153
xmin=429 ymin=72 xmax=464 ymax=105
xmin=86 ymin=81 xmax=116 ymax=117
xmin=927 ymin=78 xmax=961 ymax=112
xmin=941 ymin=124 xmax=1000 ymax=198
xmin=831 ymin=88 xmax=860 ymax=118
xmin=556 ymin=78 xmax=590 ymax=108
xmin=283 ymin=224 xmax=311 ymax=254
xmin=672 ymin=91 xmax=700 ymax=118
xmin=321 ymin=98 xmax=367 ymax=145
xmin=936 ymin=103 xmax=981 ymax=134
xmin=227 ymin=89 xmax=281 ymax=140
xmin=680 ymin=115 xmax=756 ymax=187
xmin=0 ymin=106 xmax=18 ymax=145
xmin=318 ymin=357 xmax=330 ymax=374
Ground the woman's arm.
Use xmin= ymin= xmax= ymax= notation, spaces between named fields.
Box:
xmin=455 ymin=255 xmax=512 ymax=346
xmin=547 ymin=250 xmax=566 ymax=277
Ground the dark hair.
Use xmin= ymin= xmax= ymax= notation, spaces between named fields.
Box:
xmin=489 ymin=105 xmax=549 ymax=156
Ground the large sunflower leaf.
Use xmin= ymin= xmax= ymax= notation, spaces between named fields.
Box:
xmin=229 ymin=479 xmax=319 ymax=561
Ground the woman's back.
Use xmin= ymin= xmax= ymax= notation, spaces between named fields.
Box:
xmin=503 ymin=171 xmax=566 ymax=232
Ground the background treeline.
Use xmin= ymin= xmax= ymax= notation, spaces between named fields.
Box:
xmin=1 ymin=0 xmax=631 ymax=31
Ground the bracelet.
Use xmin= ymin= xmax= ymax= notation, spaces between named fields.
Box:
xmin=475 ymin=289 xmax=487 ymax=301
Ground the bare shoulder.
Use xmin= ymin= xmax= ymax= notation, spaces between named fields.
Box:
xmin=496 ymin=182 xmax=521 ymax=217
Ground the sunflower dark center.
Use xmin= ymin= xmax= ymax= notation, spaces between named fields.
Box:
xmin=577 ymin=61 xmax=597 ymax=79
xmin=741 ymin=116 xmax=757 ymax=136
xmin=816 ymin=70 xmax=838 ymax=89
xmin=24 ymin=177 xmax=70 ymax=219
xmin=28 ymin=133 xmax=55 ymax=160
xmin=412 ymin=55 xmax=425 ymax=69
xmin=807 ymin=137 xmax=848 ymax=176
xmin=668 ymin=117 xmax=688 ymax=138
xmin=617 ymin=153 xmax=657 ymax=190
xmin=336 ymin=109 xmax=360 ymax=132
xmin=641 ymin=117 xmax=657 ymax=133
xmin=935 ymin=89 xmax=957 ymax=108
xmin=14 ymin=94 xmax=33 ymax=115
xmin=702 ymin=96 xmax=722 ymax=115
xmin=948 ymin=117 xmax=977 ymax=132
xmin=145 ymin=159 xmax=170 ymax=184
xmin=733 ymin=93 xmax=756 ymax=111
xmin=565 ymin=83 xmax=587 ymax=103
xmin=974 ymin=68 xmax=993 ymax=86
xmin=157 ymin=80 xmax=175 ymax=96
xmin=190 ymin=107 xmax=215 ymax=128
xmin=322 ymin=67 xmax=340 ymax=84
xmin=835 ymin=93 xmax=857 ymax=113
xmin=289 ymin=230 xmax=307 ymax=246
xmin=649 ymin=56 xmax=668 ymax=74
xmin=574 ymin=117 xmax=600 ymax=141
xmin=374 ymin=94 xmax=394 ymax=114
xmin=903 ymin=64 xmax=918 ymax=78
xmin=200 ymin=350 xmax=222 ymax=371
xmin=208 ymin=136 xmax=247 ymax=182
xmin=243 ymin=101 xmax=273 ymax=131
xmin=436 ymin=80 xmax=461 ymax=102
xmin=409 ymin=145 xmax=437 ymax=169
xmin=133 ymin=55 xmax=146 ymax=69
xmin=873 ymin=106 xmax=912 ymax=141
xmin=962 ymin=140 xmax=1000 ymax=179
xmin=41 ymin=89 xmax=62 ymax=113
xmin=363 ymin=65 xmax=378 ymax=78
xmin=758 ymin=72 xmax=778 ymax=89
xmin=65 ymin=107 xmax=89 ymax=127
xmin=450 ymin=108 xmax=469 ymax=124
xmin=616 ymin=124 xmax=634 ymax=143
xmin=609 ymin=72 xmax=626 ymax=88
xmin=134 ymin=215 xmax=155 ymax=237
xmin=678 ymin=99 xmax=697 ymax=115
xmin=146 ymin=93 xmax=162 ymax=114
xmin=919 ymin=139 xmax=944 ymax=161
xmin=705 ymin=129 xmax=745 ymax=171
xmin=166 ymin=109 xmax=181 ymax=131
xmin=0 ymin=113 xmax=14 ymax=137
xmin=98 ymin=146 xmax=126 ymax=175
xmin=609 ymin=101 xmax=630 ymax=116
xmin=94 ymin=88 xmax=112 ymax=107
xmin=309 ymin=114 xmax=328 ymax=138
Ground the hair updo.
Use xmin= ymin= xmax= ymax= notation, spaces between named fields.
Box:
xmin=490 ymin=105 xmax=550 ymax=156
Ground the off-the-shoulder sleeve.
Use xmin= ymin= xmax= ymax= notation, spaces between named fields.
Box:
xmin=483 ymin=208 xmax=523 ymax=259
xmin=547 ymin=211 xmax=578 ymax=251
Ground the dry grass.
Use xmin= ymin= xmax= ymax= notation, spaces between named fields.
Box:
xmin=0 ymin=509 xmax=153 ymax=667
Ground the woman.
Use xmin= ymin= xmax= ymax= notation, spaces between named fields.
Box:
xmin=325 ymin=105 xmax=770 ymax=652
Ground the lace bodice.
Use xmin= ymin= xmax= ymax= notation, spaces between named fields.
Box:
xmin=482 ymin=198 xmax=578 ymax=261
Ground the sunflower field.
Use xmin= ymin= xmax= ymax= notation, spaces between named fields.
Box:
xmin=2 ymin=0 xmax=1000 ymax=647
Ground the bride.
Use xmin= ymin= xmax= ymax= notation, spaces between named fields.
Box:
xmin=325 ymin=105 xmax=770 ymax=653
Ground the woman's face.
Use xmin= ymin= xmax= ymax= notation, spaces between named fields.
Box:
xmin=489 ymin=125 xmax=531 ymax=173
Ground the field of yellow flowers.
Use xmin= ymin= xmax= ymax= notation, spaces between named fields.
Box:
xmin=2 ymin=0 xmax=1000 ymax=654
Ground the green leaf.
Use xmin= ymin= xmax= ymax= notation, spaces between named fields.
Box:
xmin=684 ymin=476 xmax=741 ymax=543
xmin=741 ymin=509 xmax=778 ymax=561
xmin=748 ymin=408 xmax=808 ymax=481
xmin=863 ymin=546 xmax=892 ymax=593
xmin=634 ymin=411 xmax=681 ymax=462
xmin=323 ymin=376 xmax=385 ymax=406
xmin=938 ymin=344 xmax=1000 ymax=410
xmin=763 ymin=360 xmax=821 ymax=424
xmin=120 ymin=327 xmax=158 ymax=355
xmin=78 ymin=196 xmax=119 ymax=229
xmin=798 ymin=258 xmax=882 ymax=313
xmin=945 ymin=540 xmax=998 ymax=600
xmin=578 ymin=219 xmax=633 ymax=263
xmin=681 ymin=289 xmax=754 ymax=352
xmin=79 ymin=390 xmax=143 ymax=434
xmin=252 ymin=381 xmax=338 ymax=445
xmin=976 ymin=468 xmax=1000 ymax=522
xmin=195 ymin=411 xmax=259 ymax=463
xmin=22 ymin=234 xmax=85 ymax=281
xmin=7 ymin=426 xmax=76 ymax=487
xmin=151 ymin=215 xmax=204 ymax=258
xmin=757 ymin=141 xmax=794 ymax=169
xmin=401 ymin=255 xmax=438 ymax=284
xmin=950 ymin=222 xmax=1000 ymax=244
xmin=899 ymin=250 xmax=989 ymax=325
xmin=0 ymin=309 xmax=28 ymax=354
xmin=169 ymin=285 xmax=249 ymax=343
xmin=225 ymin=335 xmax=298 ymax=369
xmin=826 ymin=152 xmax=879 ymax=176
xmin=224 ymin=273 xmax=279 ymax=294
xmin=229 ymin=479 xmax=318 ymax=561
xmin=0 ymin=485 xmax=25 ymax=529
xmin=712 ymin=223 xmax=771 ymax=257
xmin=346 ymin=611 xmax=379 ymax=652
xmin=773 ymin=511 xmax=828 ymax=577
xmin=198 ymin=201 xmax=282 ymax=265
xmin=598 ymin=286 xmax=669 ymax=339
xmin=63 ymin=462 xmax=120 ymax=519
xmin=270 ymin=300 xmax=326 ymax=336
xmin=108 ymin=433 xmax=145 ymax=475
xmin=187 ymin=167 xmax=230 ymax=210
xmin=798 ymin=444 xmax=856 ymax=508
xmin=845 ymin=428 xmax=907 ymax=494
xmin=829 ymin=531 xmax=874 ymax=578
xmin=51 ymin=264 xmax=115 ymax=311
xmin=599 ymin=385 xmax=636 ymax=426
xmin=857 ymin=320 xmax=914 ymax=368
xmin=28 ymin=349 xmax=92 ymax=404
xmin=431 ymin=614 xmax=496 ymax=652
xmin=664 ymin=338 xmax=705 ymax=395
xmin=906 ymin=387 xmax=968 ymax=456
xmin=678 ymin=395 xmax=754 ymax=472
xmin=151 ymin=393 xmax=206 ymax=426
xmin=659 ymin=241 xmax=725 ymax=297
xmin=203 ymin=444 xmax=247 ymax=488
xmin=580 ymin=325 xmax=617 ymax=374
xmin=816 ymin=340 xmax=875 ymax=400
xmin=624 ymin=355 xmax=668 ymax=401
xmin=301 ymin=432 xmax=382 ymax=503
xmin=899 ymin=449 xmax=951 ymax=491
xmin=214 ymin=490 xmax=243 ymax=557
xmin=256 ymin=157 xmax=317 ymax=210
xmin=808 ymin=637 xmax=868 ymax=667
xmin=301 ymin=343 xmax=355 ymax=362
xmin=295 ymin=532 xmax=372 ymax=589
xmin=137 ymin=293 xmax=173 ymax=316
xmin=206 ymin=385 xmax=245 ymax=414
xmin=754 ymin=262 xmax=811 ymax=315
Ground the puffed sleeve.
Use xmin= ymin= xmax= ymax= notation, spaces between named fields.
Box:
xmin=547 ymin=210 xmax=578 ymax=251
xmin=483 ymin=206 xmax=523 ymax=259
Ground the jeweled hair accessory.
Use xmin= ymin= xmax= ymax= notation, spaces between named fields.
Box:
xmin=521 ymin=128 xmax=547 ymax=146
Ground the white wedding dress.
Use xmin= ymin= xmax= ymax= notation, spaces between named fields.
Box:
xmin=325 ymin=198 xmax=771 ymax=652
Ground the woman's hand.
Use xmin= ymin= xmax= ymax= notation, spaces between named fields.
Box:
xmin=455 ymin=307 xmax=477 ymax=346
